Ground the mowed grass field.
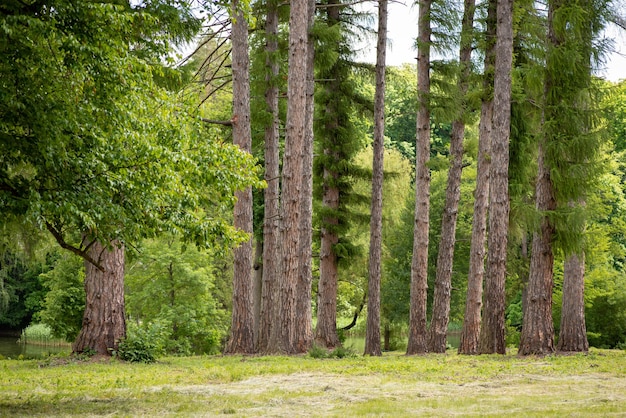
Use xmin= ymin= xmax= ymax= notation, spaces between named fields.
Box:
xmin=1 ymin=348 xmax=625 ymax=417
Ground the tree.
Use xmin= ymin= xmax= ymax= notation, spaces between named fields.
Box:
xmin=257 ymin=0 xmax=283 ymax=354
xmin=556 ymin=252 xmax=588 ymax=352
xmin=314 ymin=0 xmax=370 ymax=350
xmin=225 ymin=0 xmax=256 ymax=355
xmin=519 ymin=0 xmax=606 ymax=356
xmin=0 ymin=0 xmax=261 ymax=355
xmin=294 ymin=0 xmax=317 ymax=354
xmin=73 ymin=240 xmax=125 ymax=355
xmin=458 ymin=0 xmax=496 ymax=355
xmin=478 ymin=0 xmax=513 ymax=355
xmin=407 ymin=0 xmax=432 ymax=355
xmin=125 ymin=236 xmax=229 ymax=355
xmin=277 ymin=0 xmax=310 ymax=354
xmin=428 ymin=0 xmax=477 ymax=353
xmin=364 ymin=0 xmax=388 ymax=357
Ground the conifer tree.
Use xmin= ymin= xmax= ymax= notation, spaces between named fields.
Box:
xmin=479 ymin=0 xmax=513 ymax=355
xmin=407 ymin=0 xmax=432 ymax=355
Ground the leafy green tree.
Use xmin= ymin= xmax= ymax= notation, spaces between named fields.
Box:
xmin=36 ymin=252 xmax=85 ymax=342
xmin=125 ymin=236 xmax=229 ymax=355
xmin=1 ymin=0 xmax=262 ymax=355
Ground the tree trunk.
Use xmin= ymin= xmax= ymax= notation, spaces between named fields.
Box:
xmin=225 ymin=0 xmax=255 ymax=354
xmin=253 ymin=240 xmax=263 ymax=348
xmin=458 ymin=0 xmax=495 ymax=356
xmin=428 ymin=0 xmax=476 ymax=354
xmin=557 ymin=251 xmax=588 ymax=353
xmin=364 ymin=0 xmax=387 ymax=357
xmin=73 ymin=240 xmax=125 ymax=356
xmin=294 ymin=0 xmax=316 ymax=354
xmin=314 ymin=0 xmax=343 ymax=351
xmin=279 ymin=0 xmax=309 ymax=354
xmin=518 ymin=141 xmax=556 ymax=356
xmin=259 ymin=0 xmax=281 ymax=354
xmin=479 ymin=0 xmax=513 ymax=355
xmin=407 ymin=0 xmax=431 ymax=356
xmin=315 ymin=164 xmax=341 ymax=349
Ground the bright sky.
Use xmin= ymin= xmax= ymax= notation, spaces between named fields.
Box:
xmin=356 ymin=1 xmax=626 ymax=83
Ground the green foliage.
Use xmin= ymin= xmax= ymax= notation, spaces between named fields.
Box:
xmin=0 ymin=0 xmax=263 ymax=265
xmin=115 ymin=325 xmax=160 ymax=364
xmin=36 ymin=253 xmax=85 ymax=342
xmin=125 ymin=236 xmax=230 ymax=355
xmin=307 ymin=344 xmax=357 ymax=359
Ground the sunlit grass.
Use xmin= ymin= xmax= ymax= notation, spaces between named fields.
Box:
xmin=1 ymin=348 xmax=625 ymax=416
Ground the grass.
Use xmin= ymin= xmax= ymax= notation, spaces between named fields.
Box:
xmin=1 ymin=348 xmax=625 ymax=416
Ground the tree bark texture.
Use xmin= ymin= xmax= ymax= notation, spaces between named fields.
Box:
xmin=315 ymin=163 xmax=341 ymax=349
xmin=407 ymin=0 xmax=431 ymax=355
xmin=479 ymin=0 xmax=513 ymax=355
xmin=518 ymin=142 xmax=557 ymax=356
xmin=294 ymin=0 xmax=316 ymax=354
xmin=279 ymin=0 xmax=309 ymax=354
xmin=314 ymin=0 xmax=342 ymax=351
xmin=259 ymin=0 xmax=281 ymax=354
xmin=225 ymin=0 xmax=255 ymax=354
xmin=73 ymin=240 xmax=125 ymax=356
xmin=459 ymin=0 xmax=495 ymax=355
xmin=364 ymin=0 xmax=387 ymax=357
xmin=428 ymin=0 xmax=476 ymax=354
xmin=557 ymin=252 xmax=589 ymax=353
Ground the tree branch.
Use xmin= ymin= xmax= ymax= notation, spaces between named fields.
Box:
xmin=45 ymin=221 xmax=105 ymax=271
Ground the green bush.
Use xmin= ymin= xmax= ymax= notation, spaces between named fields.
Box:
xmin=115 ymin=325 xmax=162 ymax=363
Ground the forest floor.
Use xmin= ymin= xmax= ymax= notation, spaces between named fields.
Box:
xmin=1 ymin=348 xmax=625 ymax=417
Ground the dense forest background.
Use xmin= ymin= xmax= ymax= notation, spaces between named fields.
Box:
xmin=1 ymin=0 xmax=625 ymax=359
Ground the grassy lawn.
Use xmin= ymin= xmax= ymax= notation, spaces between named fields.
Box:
xmin=1 ymin=348 xmax=625 ymax=417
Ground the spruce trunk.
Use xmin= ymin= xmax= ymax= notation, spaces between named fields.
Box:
xmin=73 ymin=240 xmax=125 ymax=356
xmin=259 ymin=0 xmax=281 ymax=354
xmin=479 ymin=0 xmax=513 ymax=355
xmin=364 ymin=0 xmax=388 ymax=357
xmin=225 ymin=0 xmax=255 ymax=354
xmin=279 ymin=0 xmax=309 ymax=354
xmin=407 ymin=0 xmax=431 ymax=355
xmin=557 ymin=252 xmax=588 ymax=353
xmin=294 ymin=0 xmax=316 ymax=354
xmin=458 ymin=0 xmax=496 ymax=355
xmin=428 ymin=0 xmax=476 ymax=353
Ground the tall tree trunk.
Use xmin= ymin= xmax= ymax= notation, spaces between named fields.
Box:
xmin=407 ymin=0 xmax=431 ymax=355
xmin=519 ymin=139 xmax=556 ymax=355
xmin=259 ymin=0 xmax=281 ymax=354
xmin=458 ymin=0 xmax=496 ymax=355
xmin=557 ymin=251 xmax=588 ymax=352
xmin=428 ymin=0 xmax=476 ymax=354
xmin=73 ymin=240 xmax=125 ymax=356
xmin=315 ymin=163 xmax=341 ymax=349
xmin=364 ymin=0 xmax=388 ymax=357
xmin=294 ymin=0 xmax=316 ymax=354
xmin=253 ymin=240 xmax=263 ymax=347
xmin=279 ymin=0 xmax=309 ymax=354
xmin=314 ymin=0 xmax=342 ymax=351
xmin=225 ymin=0 xmax=255 ymax=354
xmin=479 ymin=0 xmax=513 ymax=355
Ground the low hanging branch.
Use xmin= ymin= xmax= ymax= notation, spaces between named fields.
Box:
xmin=44 ymin=221 xmax=105 ymax=272
xmin=340 ymin=291 xmax=367 ymax=331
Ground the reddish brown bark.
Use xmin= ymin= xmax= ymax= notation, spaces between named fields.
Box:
xmin=258 ymin=0 xmax=281 ymax=354
xmin=557 ymin=252 xmax=588 ymax=353
xmin=73 ymin=240 xmax=125 ymax=356
xmin=429 ymin=0 xmax=476 ymax=354
xmin=458 ymin=0 xmax=496 ymax=355
xmin=364 ymin=0 xmax=387 ymax=357
xmin=407 ymin=0 xmax=431 ymax=356
xmin=225 ymin=0 xmax=255 ymax=354
xmin=479 ymin=0 xmax=513 ymax=355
